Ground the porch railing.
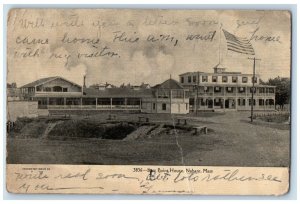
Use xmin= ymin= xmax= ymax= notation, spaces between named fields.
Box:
xmin=44 ymin=105 xmax=141 ymax=110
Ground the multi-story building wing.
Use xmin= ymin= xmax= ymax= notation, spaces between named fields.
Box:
xmin=179 ymin=64 xmax=276 ymax=111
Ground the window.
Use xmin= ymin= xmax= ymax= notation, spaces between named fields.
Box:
xmin=172 ymin=90 xmax=184 ymax=98
xmin=252 ymin=77 xmax=257 ymax=83
xmin=250 ymin=87 xmax=256 ymax=93
xmin=193 ymin=76 xmax=196 ymax=83
xmin=214 ymin=86 xmax=221 ymax=92
xmin=259 ymin=87 xmax=265 ymax=93
xmin=242 ymin=77 xmax=248 ymax=83
xmin=249 ymin=99 xmax=256 ymax=106
xmin=44 ymin=87 xmax=51 ymax=92
xmin=259 ymin=99 xmax=264 ymax=106
xmin=53 ymin=86 xmax=63 ymax=92
xmin=63 ymin=88 xmax=68 ymax=92
xmin=202 ymin=76 xmax=208 ymax=82
xmin=188 ymin=76 xmax=191 ymax=83
xmin=180 ymin=77 xmax=184 ymax=83
xmin=222 ymin=76 xmax=228 ymax=83
xmin=269 ymin=88 xmax=274 ymax=93
xmin=232 ymin=76 xmax=238 ymax=83
xmin=239 ymin=87 xmax=245 ymax=93
xmin=212 ymin=76 xmax=218 ymax=82
xmin=162 ymin=103 xmax=166 ymax=110
xmin=153 ymin=103 xmax=156 ymax=110
xmin=204 ymin=86 xmax=209 ymax=92
xmin=227 ymin=87 xmax=233 ymax=92
xmin=238 ymin=99 xmax=246 ymax=106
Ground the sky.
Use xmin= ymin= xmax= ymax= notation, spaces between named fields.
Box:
xmin=7 ymin=9 xmax=291 ymax=87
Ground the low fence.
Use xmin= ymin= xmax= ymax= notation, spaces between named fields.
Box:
xmin=253 ymin=111 xmax=290 ymax=118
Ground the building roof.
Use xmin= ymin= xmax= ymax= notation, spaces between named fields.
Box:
xmin=83 ymin=87 xmax=154 ymax=98
xmin=179 ymin=71 xmax=204 ymax=76
xmin=222 ymin=71 xmax=242 ymax=74
xmin=21 ymin=76 xmax=82 ymax=88
xmin=154 ymin=78 xmax=185 ymax=89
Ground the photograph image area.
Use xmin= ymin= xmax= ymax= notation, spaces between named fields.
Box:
xmin=6 ymin=9 xmax=291 ymax=168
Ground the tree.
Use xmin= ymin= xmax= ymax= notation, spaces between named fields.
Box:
xmin=264 ymin=76 xmax=290 ymax=110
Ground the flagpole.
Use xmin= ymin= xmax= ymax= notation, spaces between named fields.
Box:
xmin=248 ymin=57 xmax=261 ymax=122
xmin=219 ymin=23 xmax=223 ymax=64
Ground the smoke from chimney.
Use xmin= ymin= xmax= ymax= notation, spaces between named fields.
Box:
xmin=83 ymin=75 xmax=86 ymax=88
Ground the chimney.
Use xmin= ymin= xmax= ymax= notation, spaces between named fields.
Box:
xmin=83 ymin=75 xmax=86 ymax=88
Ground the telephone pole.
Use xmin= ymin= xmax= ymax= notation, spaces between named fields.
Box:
xmin=248 ymin=57 xmax=261 ymax=122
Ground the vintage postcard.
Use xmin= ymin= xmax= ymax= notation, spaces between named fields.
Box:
xmin=6 ymin=9 xmax=291 ymax=195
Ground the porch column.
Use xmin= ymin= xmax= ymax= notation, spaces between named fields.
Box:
xmin=64 ymin=97 xmax=66 ymax=109
xmin=245 ymin=87 xmax=248 ymax=109
xmin=110 ymin=98 xmax=112 ymax=110
xmin=139 ymin=98 xmax=142 ymax=110
xmin=198 ymin=97 xmax=201 ymax=109
xmin=223 ymin=98 xmax=225 ymax=110
xmin=194 ymin=95 xmax=197 ymax=113
xmin=125 ymin=98 xmax=127 ymax=110
xmin=212 ymin=86 xmax=214 ymax=109
xmin=47 ymin=97 xmax=49 ymax=109
xmin=235 ymin=87 xmax=238 ymax=110
xmin=170 ymin=90 xmax=172 ymax=114
xmin=95 ymin=98 xmax=98 ymax=109
xmin=80 ymin=98 xmax=83 ymax=109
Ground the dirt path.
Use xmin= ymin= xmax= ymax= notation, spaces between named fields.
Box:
xmin=181 ymin=112 xmax=290 ymax=166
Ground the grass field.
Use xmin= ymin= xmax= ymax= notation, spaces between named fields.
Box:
xmin=6 ymin=111 xmax=290 ymax=167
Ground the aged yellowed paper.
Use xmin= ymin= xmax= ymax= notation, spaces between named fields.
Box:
xmin=6 ymin=9 xmax=291 ymax=195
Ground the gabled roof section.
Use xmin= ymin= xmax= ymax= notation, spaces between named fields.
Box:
xmin=21 ymin=76 xmax=82 ymax=88
xmin=154 ymin=79 xmax=184 ymax=89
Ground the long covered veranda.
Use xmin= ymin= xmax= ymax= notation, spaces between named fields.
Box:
xmin=189 ymin=97 xmax=275 ymax=111
xmin=35 ymin=97 xmax=142 ymax=110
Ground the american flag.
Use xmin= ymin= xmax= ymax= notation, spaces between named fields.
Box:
xmin=222 ymin=29 xmax=255 ymax=55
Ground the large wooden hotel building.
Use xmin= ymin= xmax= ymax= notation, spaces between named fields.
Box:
xmin=17 ymin=65 xmax=276 ymax=114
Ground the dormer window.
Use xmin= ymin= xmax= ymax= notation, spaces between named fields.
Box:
xmin=242 ymin=77 xmax=248 ymax=83
xmin=232 ymin=76 xmax=238 ymax=83
xmin=193 ymin=76 xmax=196 ymax=83
xmin=212 ymin=76 xmax=218 ymax=82
xmin=180 ymin=77 xmax=184 ymax=83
